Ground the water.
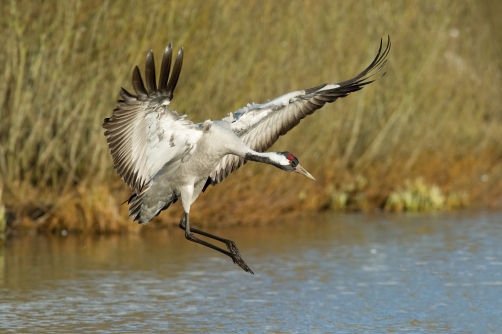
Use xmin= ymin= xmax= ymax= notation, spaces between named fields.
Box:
xmin=1 ymin=212 xmax=501 ymax=333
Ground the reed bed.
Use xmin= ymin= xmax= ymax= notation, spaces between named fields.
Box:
xmin=1 ymin=0 xmax=501 ymax=233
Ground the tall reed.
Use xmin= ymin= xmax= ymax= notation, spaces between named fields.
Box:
xmin=1 ymin=0 xmax=501 ymax=231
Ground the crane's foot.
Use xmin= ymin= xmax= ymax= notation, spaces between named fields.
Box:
xmin=184 ymin=231 xmax=254 ymax=274
xmin=231 ymin=253 xmax=254 ymax=274
xmin=179 ymin=212 xmax=254 ymax=274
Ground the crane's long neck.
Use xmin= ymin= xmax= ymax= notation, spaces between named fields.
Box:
xmin=224 ymin=136 xmax=287 ymax=167
xmin=223 ymin=134 xmax=315 ymax=179
xmin=225 ymin=140 xmax=317 ymax=179
xmin=243 ymin=151 xmax=285 ymax=166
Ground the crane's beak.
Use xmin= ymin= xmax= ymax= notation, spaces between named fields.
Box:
xmin=294 ymin=164 xmax=315 ymax=181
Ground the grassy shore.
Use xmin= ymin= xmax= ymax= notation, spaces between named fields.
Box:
xmin=1 ymin=0 xmax=501 ymax=233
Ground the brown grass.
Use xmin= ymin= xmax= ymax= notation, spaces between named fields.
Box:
xmin=1 ymin=0 xmax=501 ymax=233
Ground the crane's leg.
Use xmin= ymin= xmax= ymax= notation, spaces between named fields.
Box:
xmin=179 ymin=220 xmax=242 ymax=256
xmin=179 ymin=212 xmax=254 ymax=274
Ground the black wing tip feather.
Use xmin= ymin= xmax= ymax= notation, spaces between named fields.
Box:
xmin=125 ymin=43 xmax=184 ymax=102
xmin=303 ymin=36 xmax=390 ymax=98
xmin=159 ymin=43 xmax=173 ymax=93
xmin=332 ymin=35 xmax=391 ymax=93
xmin=165 ymin=48 xmax=184 ymax=100
xmin=132 ymin=66 xmax=148 ymax=99
xmin=305 ymin=83 xmax=328 ymax=95
xmin=145 ymin=50 xmax=157 ymax=94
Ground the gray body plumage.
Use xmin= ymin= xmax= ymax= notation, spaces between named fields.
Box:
xmin=103 ymin=38 xmax=390 ymax=273
xmin=128 ymin=119 xmax=248 ymax=223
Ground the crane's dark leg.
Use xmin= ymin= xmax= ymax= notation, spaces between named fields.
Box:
xmin=179 ymin=212 xmax=254 ymax=274
xmin=179 ymin=220 xmax=242 ymax=256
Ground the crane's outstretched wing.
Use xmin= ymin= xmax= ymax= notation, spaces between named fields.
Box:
xmin=207 ymin=36 xmax=391 ymax=187
xmin=103 ymin=45 xmax=202 ymax=194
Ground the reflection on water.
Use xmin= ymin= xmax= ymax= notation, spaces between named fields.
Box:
xmin=1 ymin=212 xmax=502 ymax=333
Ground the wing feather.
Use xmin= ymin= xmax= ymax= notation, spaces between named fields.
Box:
xmin=145 ymin=50 xmax=157 ymax=94
xmin=165 ymin=48 xmax=184 ymax=99
xmin=207 ymin=36 xmax=391 ymax=187
xmin=132 ymin=66 xmax=148 ymax=99
xmin=103 ymin=45 xmax=202 ymax=194
xmin=158 ymin=44 xmax=173 ymax=93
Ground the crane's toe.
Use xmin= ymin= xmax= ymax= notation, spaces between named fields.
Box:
xmin=231 ymin=254 xmax=254 ymax=275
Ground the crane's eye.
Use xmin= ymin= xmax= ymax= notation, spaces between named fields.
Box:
xmin=285 ymin=153 xmax=299 ymax=168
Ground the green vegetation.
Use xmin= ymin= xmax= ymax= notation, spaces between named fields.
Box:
xmin=385 ymin=178 xmax=469 ymax=212
xmin=1 ymin=0 xmax=501 ymax=232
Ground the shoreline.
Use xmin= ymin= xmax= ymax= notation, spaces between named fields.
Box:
xmin=3 ymin=151 xmax=501 ymax=234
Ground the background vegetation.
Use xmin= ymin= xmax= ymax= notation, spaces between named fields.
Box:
xmin=1 ymin=0 xmax=501 ymax=233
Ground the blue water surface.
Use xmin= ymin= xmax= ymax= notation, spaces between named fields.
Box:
xmin=0 ymin=212 xmax=501 ymax=333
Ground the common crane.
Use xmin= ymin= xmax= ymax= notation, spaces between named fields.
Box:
xmin=103 ymin=37 xmax=390 ymax=274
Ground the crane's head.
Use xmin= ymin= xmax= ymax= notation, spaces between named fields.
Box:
xmin=274 ymin=152 xmax=315 ymax=180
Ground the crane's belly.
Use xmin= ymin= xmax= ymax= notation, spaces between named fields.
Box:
xmin=173 ymin=152 xmax=226 ymax=186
